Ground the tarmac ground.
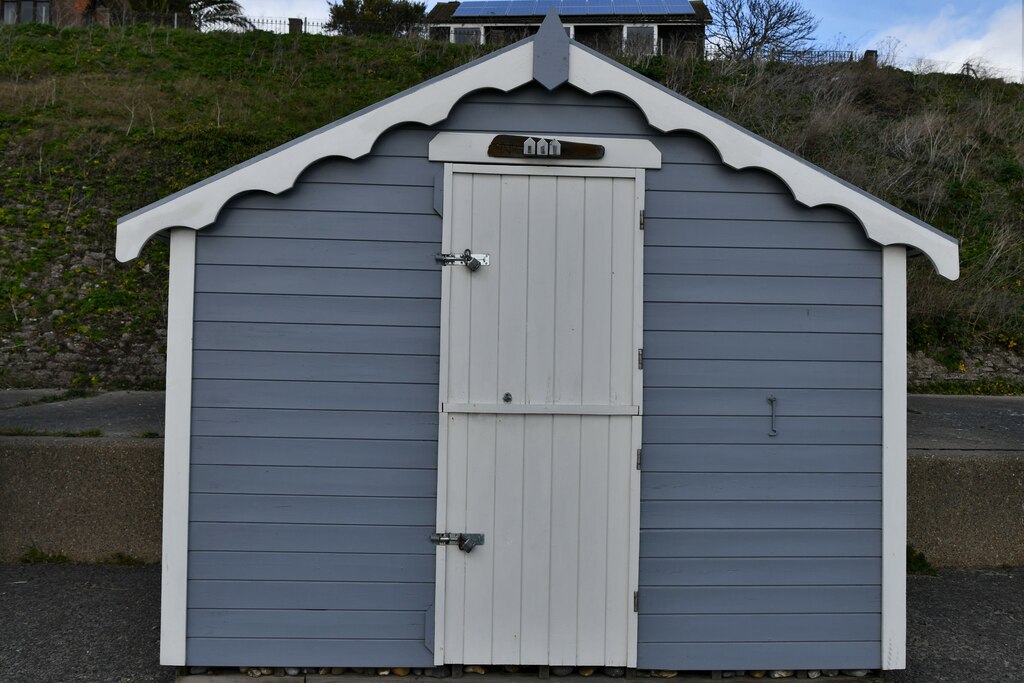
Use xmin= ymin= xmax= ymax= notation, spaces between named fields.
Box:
xmin=2 ymin=563 xmax=1023 ymax=683
xmin=2 ymin=391 xmax=1023 ymax=682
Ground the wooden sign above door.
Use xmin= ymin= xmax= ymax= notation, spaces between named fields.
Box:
xmin=487 ymin=134 xmax=605 ymax=160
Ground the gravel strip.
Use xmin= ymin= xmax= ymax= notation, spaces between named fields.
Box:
xmin=2 ymin=564 xmax=1022 ymax=683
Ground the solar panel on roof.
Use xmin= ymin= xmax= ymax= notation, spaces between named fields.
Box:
xmin=452 ymin=0 xmax=694 ymax=17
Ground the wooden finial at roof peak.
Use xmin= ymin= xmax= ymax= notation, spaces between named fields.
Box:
xmin=533 ymin=8 xmax=570 ymax=90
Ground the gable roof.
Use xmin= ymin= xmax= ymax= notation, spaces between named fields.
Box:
xmin=116 ymin=12 xmax=958 ymax=279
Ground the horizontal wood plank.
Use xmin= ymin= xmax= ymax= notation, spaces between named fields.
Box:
xmin=209 ymin=208 xmax=440 ymax=242
xmin=640 ymin=585 xmax=881 ymax=614
xmin=195 ymin=294 xmax=440 ymax=326
xmin=193 ymin=322 xmax=439 ymax=356
xmin=636 ymin=640 xmax=880 ymax=671
xmin=646 ymin=274 xmax=881 ymax=305
xmin=195 ymin=265 xmax=440 ymax=298
xmin=191 ymin=465 xmax=437 ymax=497
xmin=185 ymin=637 xmax=433 ymax=667
xmin=639 ymin=444 xmax=881 ymax=473
xmin=644 ymin=331 xmax=881 ymax=362
xmin=644 ymin=217 xmax=877 ymax=250
xmin=642 ymin=416 xmax=881 ymax=445
xmin=187 ymin=609 xmax=426 ymax=640
xmin=639 ymin=557 xmax=881 ymax=586
xmin=646 ymin=190 xmax=853 ymax=223
xmin=193 ymin=379 xmax=437 ymax=412
xmin=187 ymin=579 xmax=433 ymax=610
xmin=642 ymin=473 xmax=880 ymax=502
xmin=190 ymin=436 xmax=437 ymax=468
xmin=641 ymin=529 xmax=880 ymax=557
xmin=197 ymin=237 xmax=439 ymax=269
xmin=189 ymin=522 xmax=434 ymax=554
xmin=189 ymin=493 xmax=435 ymax=525
xmin=299 ymin=155 xmax=436 ymax=186
xmin=645 ymin=246 xmax=881 ymax=277
xmin=647 ymin=162 xmax=790 ymax=194
xmin=191 ymin=408 xmax=438 ymax=440
xmin=189 ymin=551 xmax=434 ymax=581
xmin=641 ymin=500 xmax=881 ymax=527
xmin=644 ymin=387 xmax=881 ymax=417
xmin=230 ymin=184 xmax=434 ymax=214
xmin=639 ymin=613 xmax=880 ymax=643
xmin=643 ymin=359 xmax=881 ymax=390
xmin=645 ymin=302 xmax=881 ymax=333
xmin=192 ymin=351 xmax=439 ymax=383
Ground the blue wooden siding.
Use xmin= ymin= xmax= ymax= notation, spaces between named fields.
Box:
xmin=187 ymin=84 xmax=881 ymax=670
xmin=187 ymin=133 xmax=442 ymax=666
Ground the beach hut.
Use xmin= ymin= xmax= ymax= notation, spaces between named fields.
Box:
xmin=116 ymin=13 xmax=959 ymax=675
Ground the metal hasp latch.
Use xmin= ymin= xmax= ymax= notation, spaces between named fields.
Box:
xmin=430 ymin=532 xmax=485 ymax=553
xmin=435 ymin=249 xmax=490 ymax=271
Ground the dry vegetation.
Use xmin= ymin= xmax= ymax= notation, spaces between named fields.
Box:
xmin=0 ymin=24 xmax=1021 ymax=388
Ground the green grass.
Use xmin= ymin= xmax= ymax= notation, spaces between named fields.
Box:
xmin=910 ymin=378 xmax=1024 ymax=396
xmin=907 ymin=544 xmax=939 ymax=576
xmin=20 ymin=544 xmax=72 ymax=564
xmin=0 ymin=427 xmax=103 ymax=437
xmin=15 ymin=387 xmax=98 ymax=407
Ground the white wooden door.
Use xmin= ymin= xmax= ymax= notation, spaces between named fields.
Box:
xmin=435 ymin=164 xmax=644 ymax=667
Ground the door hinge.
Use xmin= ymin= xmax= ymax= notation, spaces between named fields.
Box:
xmin=636 ymin=448 xmax=642 ymax=470
xmin=639 ymin=210 xmax=645 ymax=230
xmin=637 ymin=348 xmax=644 ymax=370
xmin=633 ymin=591 xmax=639 ymax=612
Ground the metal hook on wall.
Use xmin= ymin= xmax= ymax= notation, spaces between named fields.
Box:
xmin=767 ymin=395 xmax=778 ymax=437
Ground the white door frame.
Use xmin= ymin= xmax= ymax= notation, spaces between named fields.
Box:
xmin=431 ymin=152 xmax=648 ymax=667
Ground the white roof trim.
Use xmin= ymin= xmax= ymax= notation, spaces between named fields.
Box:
xmin=566 ymin=44 xmax=959 ymax=279
xmin=115 ymin=41 xmax=537 ymax=262
xmin=116 ymin=30 xmax=958 ymax=280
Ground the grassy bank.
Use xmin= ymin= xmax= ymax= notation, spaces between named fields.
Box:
xmin=0 ymin=24 xmax=1021 ymax=387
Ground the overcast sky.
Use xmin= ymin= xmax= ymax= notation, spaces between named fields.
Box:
xmin=238 ymin=0 xmax=1024 ymax=82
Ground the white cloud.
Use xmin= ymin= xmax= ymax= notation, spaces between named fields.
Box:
xmin=240 ymin=0 xmax=331 ymax=21
xmin=870 ymin=2 xmax=1024 ymax=82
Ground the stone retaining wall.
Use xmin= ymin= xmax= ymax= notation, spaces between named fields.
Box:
xmin=2 ymin=437 xmax=1021 ymax=567
xmin=0 ymin=437 xmax=163 ymax=563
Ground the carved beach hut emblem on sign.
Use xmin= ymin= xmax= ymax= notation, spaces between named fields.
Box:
xmin=116 ymin=8 xmax=957 ymax=677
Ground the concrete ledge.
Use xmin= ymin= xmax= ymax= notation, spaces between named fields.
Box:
xmin=0 ymin=436 xmax=163 ymax=563
xmin=2 ymin=435 xmax=1022 ymax=568
xmin=908 ymin=450 xmax=1024 ymax=567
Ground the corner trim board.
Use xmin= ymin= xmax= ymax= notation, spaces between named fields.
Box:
xmin=159 ymin=228 xmax=196 ymax=666
xmin=881 ymin=245 xmax=907 ymax=670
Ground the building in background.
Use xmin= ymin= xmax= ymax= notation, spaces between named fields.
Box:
xmin=427 ymin=0 xmax=710 ymax=55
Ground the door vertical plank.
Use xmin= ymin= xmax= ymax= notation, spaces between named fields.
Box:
xmin=549 ymin=415 xmax=582 ymax=665
xmin=609 ymin=178 xmax=637 ymax=406
xmin=447 ymin=173 xmax=474 ymax=405
xmin=520 ymin=415 xmax=553 ymax=663
xmin=526 ymin=176 xmax=557 ymax=404
xmin=468 ymin=175 xmax=501 ymax=404
xmin=581 ymin=179 xmax=614 ymax=405
xmin=553 ymin=177 xmax=585 ymax=404
xmin=627 ymin=416 xmax=642 ymax=668
xmin=463 ymin=415 xmax=497 ymax=662
xmin=498 ymin=176 xmax=530 ymax=405
xmin=444 ymin=414 xmax=470 ymax=664
xmin=576 ymin=415 xmax=611 ymax=663
xmin=492 ymin=416 xmax=525 ymax=663
xmin=605 ymin=416 xmax=633 ymax=663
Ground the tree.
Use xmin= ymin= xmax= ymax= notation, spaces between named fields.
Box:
xmin=325 ymin=0 xmax=425 ymax=36
xmin=705 ymin=0 xmax=819 ymax=60
xmin=128 ymin=0 xmax=253 ymax=31
xmin=188 ymin=0 xmax=253 ymax=30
